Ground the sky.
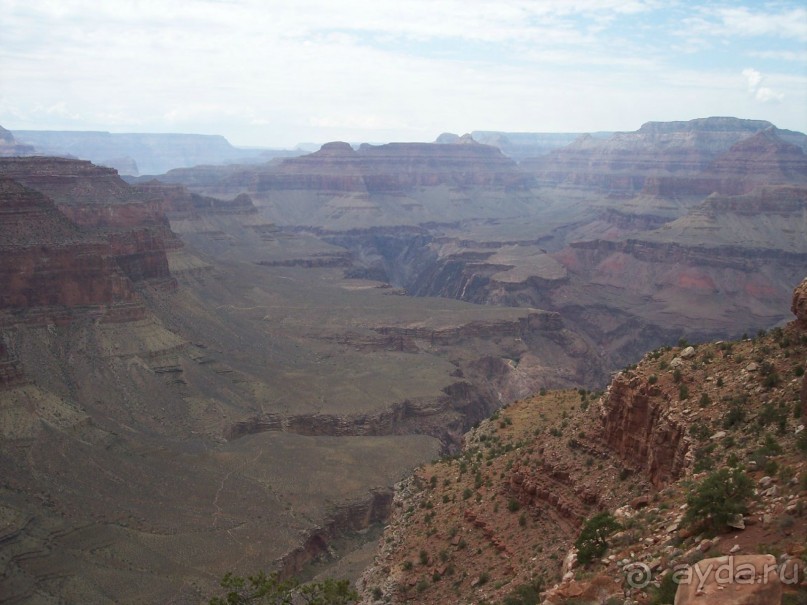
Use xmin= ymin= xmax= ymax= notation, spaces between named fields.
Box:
xmin=1 ymin=0 xmax=806 ymax=148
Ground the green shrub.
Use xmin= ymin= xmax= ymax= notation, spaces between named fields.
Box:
xmin=502 ymin=580 xmax=544 ymax=605
xmin=684 ymin=468 xmax=753 ymax=532
xmin=575 ymin=512 xmax=621 ymax=565
xmin=648 ymin=569 xmax=681 ymax=605
xmin=723 ymin=405 xmax=746 ymax=430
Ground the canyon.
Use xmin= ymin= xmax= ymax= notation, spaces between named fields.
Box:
xmin=1 ymin=116 xmax=805 ymax=603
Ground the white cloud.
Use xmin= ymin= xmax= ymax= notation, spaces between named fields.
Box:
xmin=743 ymin=67 xmax=785 ymax=102
xmin=742 ymin=68 xmax=763 ymax=90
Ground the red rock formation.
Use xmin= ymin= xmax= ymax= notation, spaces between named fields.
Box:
xmin=792 ymin=277 xmax=807 ymax=329
xmin=599 ymin=374 xmax=689 ymax=486
xmin=0 ymin=178 xmax=142 ymax=321
xmin=0 ymin=157 xmax=178 ymax=286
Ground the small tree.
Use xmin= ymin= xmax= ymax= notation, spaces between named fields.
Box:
xmin=575 ymin=512 xmax=621 ymax=565
xmin=684 ymin=468 xmax=754 ymax=532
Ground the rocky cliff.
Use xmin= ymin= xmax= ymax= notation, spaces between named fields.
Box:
xmin=0 ymin=177 xmax=142 ymax=321
xmin=522 ymin=117 xmax=802 ymax=195
xmin=640 ymin=129 xmax=807 ymax=199
xmin=0 ymin=157 xmax=178 ymax=286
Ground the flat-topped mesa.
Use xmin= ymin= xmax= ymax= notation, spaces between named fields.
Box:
xmin=523 ymin=117 xmax=789 ymax=194
xmin=0 ymin=178 xmax=143 ymax=323
xmin=255 ymin=139 xmax=529 ymax=193
xmin=0 ymin=157 xmax=178 ymax=286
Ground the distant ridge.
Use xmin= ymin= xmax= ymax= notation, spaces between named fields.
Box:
xmin=10 ymin=129 xmax=303 ymax=176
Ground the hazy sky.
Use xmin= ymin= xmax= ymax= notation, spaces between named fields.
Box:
xmin=2 ymin=0 xmax=806 ymax=147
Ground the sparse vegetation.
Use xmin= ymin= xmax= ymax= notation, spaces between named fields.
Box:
xmin=208 ymin=572 xmax=357 ymax=605
xmin=575 ymin=512 xmax=621 ymax=565
xmin=684 ymin=467 xmax=754 ymax=532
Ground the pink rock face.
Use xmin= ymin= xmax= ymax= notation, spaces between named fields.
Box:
xmin=674 ymin=555 xmax=783 ymax=605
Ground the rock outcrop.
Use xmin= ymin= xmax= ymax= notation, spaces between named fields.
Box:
xmin=793 ymin=277 xmax=807 ymax=329
xmin=0 ymin=177 xmax=142 ymax=321
xmin=0 ymin=157 xmax=178 ymax=286
xmin=599 ymin=373 xmax=689 ymax=486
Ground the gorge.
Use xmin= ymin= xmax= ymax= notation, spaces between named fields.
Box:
xmin=1 ymin=116 xmax=805 ymax=603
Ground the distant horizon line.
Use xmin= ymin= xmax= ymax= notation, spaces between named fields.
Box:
xmin=5 ymin=114 xmax=801 ymax=151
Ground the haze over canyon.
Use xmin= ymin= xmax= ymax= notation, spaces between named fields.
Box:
xmin=1 ymin=115 xmax=806 ymax=603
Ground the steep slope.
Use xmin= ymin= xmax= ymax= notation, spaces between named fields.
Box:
xmin=359 ymin=279 xmax=807 ymax=605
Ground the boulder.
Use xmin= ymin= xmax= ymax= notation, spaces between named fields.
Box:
xmin=674 ymin=554 xmax=781 ymax=605
xmin=680 ymin=346 xmax=696 ymax=359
